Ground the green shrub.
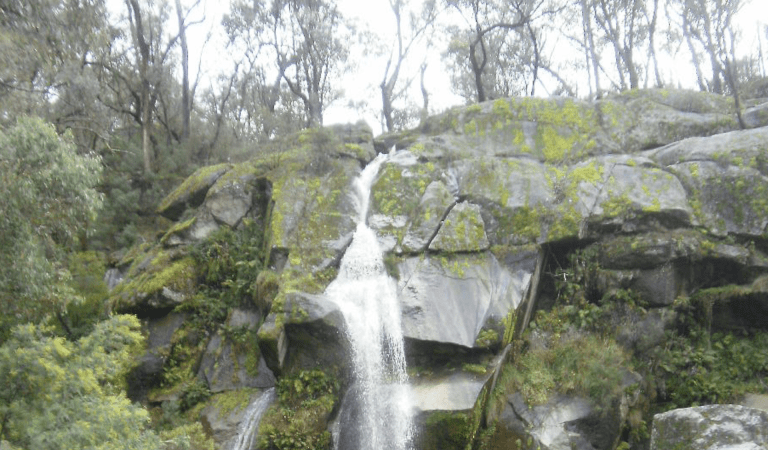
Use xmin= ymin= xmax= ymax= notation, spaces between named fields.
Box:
xmin=257 ymin=370 xmax=340 ymax=450
xmin=507 ymin=331 xmax=631 ymax=409
xmin=191 ymin=218 xmax=268 ymax=311
xmin=650 ymin=327 xmax=768 ymax=410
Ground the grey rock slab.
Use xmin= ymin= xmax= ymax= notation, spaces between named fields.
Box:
xmin=651 ymin=405 xmax=768 ymax=450
xmin=428 ymin=201 xmax=490 ymax=253
xmin=503 ymin=393 xmax=595 ymax=450
xmin=456 ymin=158 xmax=552 ymax=210
xmin=402 ymin=181 xmax=455 ymax=253
xmin=572 ymin=155 xmax=693 ymax=226
xmin=644 ymin=127 xmax=768 ymax=176
xmin=623 ymin=96 xmax=737 ymax=150
xmin=410 ymin=371 xmax=490 ymax=413
xmin=206 ymin=179 xmax=254 ymax=228
xmin=743 ymin=102 xmax=768 ymax=128
xmin=397 ymin=252 xmax=534 ymax=347
xmin=672 ymin=161 xmax=768 ymax=236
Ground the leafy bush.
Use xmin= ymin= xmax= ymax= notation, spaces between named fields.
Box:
xmin=190 ymin=219 xmax=268 ymax=312
xmin=508 ymin=331 xmax=632 ymax=408
xmin=0 ymin=118 xmax=102 ymax=339
xmin=257 ymin=370 xmax=340 ymax=450
xmin=650 ymin=326 xmax=768 ymax=410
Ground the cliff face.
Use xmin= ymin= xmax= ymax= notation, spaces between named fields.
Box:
xmin=109 ymin=89 xmax=768 ymax=450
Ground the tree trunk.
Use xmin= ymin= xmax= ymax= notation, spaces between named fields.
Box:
xmin=647 ymin=0 xmax=663 ymax=87
xmin=469 ymin=38 xmax=487 ymax=103
xmin=126 ymin=0 xmax=153 ymax=173
xmin=581 ymin=0 xmax=601 ymax=97
xmin=381 ymin=81 xmax=394 ymax=132
xmin=420 ymin=62 xmax=429 ymax=124
xmin=683 ymin=14 xmax=707 ymax=92
xmin=175 ymin=0 xmax=190 ymax=142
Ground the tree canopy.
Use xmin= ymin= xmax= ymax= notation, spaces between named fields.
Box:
xmin=0 ymin=315 xmax=158 ymax=449
xmin=0 ymin=118 xmax=103 ymax=338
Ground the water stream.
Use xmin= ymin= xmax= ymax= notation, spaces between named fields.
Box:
xmin=228 ymin=387 xmax=276 ymax=450
xmin=326 ymin=153 xmax=413 ymax=450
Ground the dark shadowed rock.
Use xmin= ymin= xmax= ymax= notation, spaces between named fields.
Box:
xmin=198 ymin=308 xmax=275 ymax=393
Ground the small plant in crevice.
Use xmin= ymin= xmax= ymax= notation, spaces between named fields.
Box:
xmin=191 ymin=218 xmax=268 ymax=309
xmin=504 ymin=330 xmax=632 ymax=410
xmin=551 ymin=246 xmax=602 ymax=308
xmin=179 ymin=380 xmax=212 ymax=412
xmin=257 ymin=369 xmax=340 ymax=450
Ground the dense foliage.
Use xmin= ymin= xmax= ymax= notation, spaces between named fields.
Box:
xmin=257 ymin=370 xmax=340 ymax=450
xmin=0 ymin=118 xmax=102 ymax=339
xmin=0 ymin=316 xmax=156 ymax=449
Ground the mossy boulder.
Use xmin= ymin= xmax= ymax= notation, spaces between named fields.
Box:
xmin=157 ymin=163 xmax=231 ymax=221
xmin=199 ymin=388 xmax=276 ymax=449
xmin=401 ymin=181 xmax=455 ymax=253
xmin=257 ymin=291 xmax=349 ymax=375
xmin=203 ymin=162 xmax=263 ymax=228
xmin=651 ymin=405 xmax=768 ymax=450
xmin=429 ymin=202 xmax=490 ymax=253
xmin=127 ymin=312 xmax=189 ymax=400
xmin=197 ymin=308 xmax=275 ymax=393
xmin=267 ymin=159 xmax=360 ymax=271
xmin=109 ymin=244 xmax=197 ymax=314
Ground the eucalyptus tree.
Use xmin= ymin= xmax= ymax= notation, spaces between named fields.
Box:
xmin=225 ymin=0 xmax=351 ymax=129
xmin=221 ymin=1 xmax=304 ymax=144
xmin=174 ymin=0 xmax=205 ymax=142
xmin=443 ymin=0 xmax=566 ymax=102
xmin=379 ymin=0 xmax=440 ymax=132
xmin=671 ymin=0 xmax=745 ymax=95
xmin=118 ymin=0 xmax=181 ymax=173
xmin=589 ymin=0 xmax=648 ymax=90
xmin=0 ymin=0 xmax=116 ymax=148
xmin=0 ymin=118 xmax=103 ymax=340
xmin=273 ymin=0 xmax=352 ymax=127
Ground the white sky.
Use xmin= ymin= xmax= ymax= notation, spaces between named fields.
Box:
xmin=117 ymin=0 xmax=768 ymax=135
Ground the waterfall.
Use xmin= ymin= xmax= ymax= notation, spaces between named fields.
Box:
xmin=326 ymin=153 xmax=413 ymax=450
xmin=228 ymin=387 xmax=276 ymax=450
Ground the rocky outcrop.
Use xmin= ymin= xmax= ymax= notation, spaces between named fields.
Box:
xmin=651 ymin=405 xmax=768 ymax=450
xmin=108 ymin=89 xmax=768 ymax=450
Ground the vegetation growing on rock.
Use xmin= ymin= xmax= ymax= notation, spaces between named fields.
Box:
xmin=257 ymin=369 xmax=340 ymax=450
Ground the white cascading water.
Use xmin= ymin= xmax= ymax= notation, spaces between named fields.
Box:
xmin=229 ymin=387 xmax=276 ymax=450
xmin=326 ymin=153 xmax=413 ymax=450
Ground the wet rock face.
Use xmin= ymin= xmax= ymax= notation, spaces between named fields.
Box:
xmin=197 ymin=308 xmax=275 ymax=393
xmin=397 ymin=252 xmax=535 ymax=348
xmin=110 ymin=91 xmax=768 ymax=450
xmin=651 ymin=405 xmax=768 ymax=450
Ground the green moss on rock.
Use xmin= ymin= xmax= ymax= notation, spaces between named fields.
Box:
xmin=257 ymin=369 xmax=340 ymax=450
xmin=157 ymin=163 xmax=232 ymax=220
